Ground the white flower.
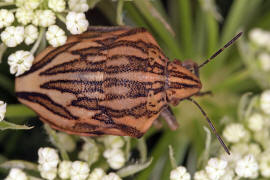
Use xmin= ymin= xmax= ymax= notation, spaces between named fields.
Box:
xmin=247 ymin=113 xmax=264 ymax=132
xmin=4 ymin=0 xmax=14 ymax=2
xmin=261 ymin=90 xmax=270 ymax=114
xmin=259 ymin=152 xmax=270 ymax=177
xmin=220 ymin=168 xmax=234 ymax=180
xmin=38 ymin=165 xmax=57 ymax=180
xmin=0 ymin=9 xmax=14 ymax=28
xmin=102 ymin=136 xmax=125 ymax=149
xmin=101 ymin=173 xmax=121 ymax=180
xmin=5 ymin=168 xmax=27 ymax=180
xmin=103 ymin=148 xmax=125 ymax=169
xmin=222 ymin=123 xmax=249 ymax=143
xmin=258 ymin=53 xmax=270 ymax=71
xmin=57 ymin=133 xmax=76 ymax=152
xmin=46 ymin=25 xmax=67 ymax=47
xmin=248 ymin=143 xmax=261 ymax=157
xmin=88 ymin=168 xmax=105 ymax=180
xmin=170 ymin=166 xmax=191 ymax=180
xmin=8 ymin=50 xmax=34 ymax=76
xmin=32 ymin=10 xmax=56 ymax=27
xmin=68 ymin=0 xmax=89 ymax=12
xmin=16 ymin=8 xmax=34 ymax=25
xmin=205 ymin=158 xmax=227 ymax=180
xmin=66 ymin=11 xmax=89 ymax=34
xmin=79 ymin=141 xmax=99 ymax=164
xmin=24 ymin=0 xmax=41 ymax=10
xmin=24 ymin=25 xmax=38 ymax=45
xmin=58 ymin=161 xmax=72 ymax=179
xmin=231 ymin=143 xmax=249 ymax=156
xmin=0 ymin=101 xmax=7 ymax=121
xmin=254 ymin=128 xmax=270 ymax=149
xmin=235 ymin=154 xmax=258 ymax=178
xmin=194 ymin=170 xmax=209 ymax=180
xmin=48 ymin=0 xmax=66 ymax=12
xmin=249 ymin=28 xmax=270 ymax=48
xmin=1 ymin=26 xmax=24 ymax=47
xmin=38 ymin=147 xmax=59 ymax=171
xmin=70 ymin=161 xmax=90 ymax=180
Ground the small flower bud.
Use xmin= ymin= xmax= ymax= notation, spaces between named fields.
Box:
xmin=66 ymin=12 xmax=89 ymax=34
xmin=258 ymin=53 xmax=270 ymax=72
xmin=235 ymin=154 xmax=259 ymax=178
xmin=70 ymin=161 xmax=90 ymax=180
xmin=32 ymin=10 xmax=56 ymax=27
xmin=48 ymin=0 xmax=66 ymax=12
xmin=0 ymin=9 xmax=14 ymax=28
xmin=58 ymin=161 xmax=72 ymax=179
xmin=102 ymin=135 xmax=125 ymax=149
xmin=46 ymin=25 xmax=67 ymax=47
xmin=68 ymin=0 xmax=89 ymax=12
xmin=247 ymin=113 xmax=264 ymax=132
xmin=222 ymin=123 xmax=249 ymax=143
xmin=5 ymin=168 xmax=27 ymax=180
xmin=0 ymin=101 xmax=7 ymax=121
xmin=38 ymin=147 xmax=59 ymax=170
xmin=170 ymin=166 xmax=191 ymax=180
xmin=16 ymin=8 xmax=34 ymax=25
xmin=38 ymin=165 xmax=57 ymax=180
xmin=194 ymin=170 xmax=209 ymax=180
xmin=1 ymin=26 xmax=24 ymax=47
xmin=101 ymin=173 xmax=121 ymax=180
xmin=88 ymin=168 xmax=105 ymax=180
xmin=8 ymin=50 xmax=34 ymax=76
xmin=261 ymin=90 xmax=270 ymax=114
xmin=24 ymin=25 xmax=38 ymax=45
xmin=205 ymin=158 xmax=227 ymax=180
xmin=103 ymin=148 xmax=125 ymax=170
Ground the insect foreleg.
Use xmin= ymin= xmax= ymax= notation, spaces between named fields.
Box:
xmin=160 ymin=106 xmax=179 ymax=130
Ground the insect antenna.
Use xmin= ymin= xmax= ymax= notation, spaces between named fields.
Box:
xmin=187 ymin=98 xmax=230 ymax=155
xmin=198 ymin=32 xmax=243 ymax=69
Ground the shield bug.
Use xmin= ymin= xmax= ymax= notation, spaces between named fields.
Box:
xmin=15 ymin=26 xmax=242 ymax=154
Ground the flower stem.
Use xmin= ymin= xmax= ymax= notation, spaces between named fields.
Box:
xmin=117 ymin=0 xmax=124 ymax=25
xmin=31 ymin=27 xmax=45 ymax=55
xmin=0 ymin=2 xmax=14 ymax=7
xmin=168 ymin=145 xmax=177 ymax=169
xmin=56 ymin=13 xmax=66 ymax=24
xmin=0 ymin=43 xmax=7 ymax=63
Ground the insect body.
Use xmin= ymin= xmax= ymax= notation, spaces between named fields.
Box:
xmin=15 ymin=26 xmax=241 ymax=153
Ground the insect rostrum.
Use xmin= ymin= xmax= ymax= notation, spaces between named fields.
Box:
xmin=15 ymin=26 xmax=241 ymax=154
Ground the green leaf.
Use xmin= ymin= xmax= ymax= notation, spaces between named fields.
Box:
xmin=0 ymin=120 xmax=33 ymax=130
xmin=6 ymin=104 xmax=36 ymax=119
xmin=0 ymin=160 xmax=38 ymax=171
xmin=117 ymin=158 xmax=153 ymax=178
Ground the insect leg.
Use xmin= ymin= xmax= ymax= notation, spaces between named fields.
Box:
xmin=160 ymin=106 xmax=179 ymax=130
xmin=195 ymin=91 xmax=213 ymax=97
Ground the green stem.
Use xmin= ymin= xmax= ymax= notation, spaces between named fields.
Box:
xmin=168 ymin=145 xmax=177 ymax=169
xmin=0 ymin=43 xmax=7 ymax=63
xmin=0 ymin=2 xmax=14 ymax=7
xmin=31 ymin=28 xmax=45 ymax=55
xmin=138 ymin=137 xmax=147 ymax=163
xmin=116 ymin=0 xmax=124 ymax=25
xmin=56 ymin=13 xmax=66 ymax=24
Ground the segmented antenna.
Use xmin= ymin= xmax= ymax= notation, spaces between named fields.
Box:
xmin=198 ymin=32 xmax=243 ymax=69
xmin=187 ymin=98 xmax=230 ymax=155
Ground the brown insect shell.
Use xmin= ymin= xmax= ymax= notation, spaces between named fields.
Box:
xmin=166 ymin=62 xmax=202 ymax=105
xmin=15 ymin=26 xmax=201 ymax=138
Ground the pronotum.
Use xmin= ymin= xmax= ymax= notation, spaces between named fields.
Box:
xmin=15 ymin=26 xmax=242 ymax=154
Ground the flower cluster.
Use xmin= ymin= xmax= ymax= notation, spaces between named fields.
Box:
xmin=169 ymin=90 xmax=270 ymax=179
xmin=0 ymin=0 xmax=90 ymax=76
xmin=5 ymin=146 xmax=122 ymax=180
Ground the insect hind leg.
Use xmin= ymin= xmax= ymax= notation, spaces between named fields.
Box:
xmin=160 ymin=106 xmax=179 ymax=130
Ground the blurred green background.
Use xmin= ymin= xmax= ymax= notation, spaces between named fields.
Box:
xmin=1 ymin=0 xmax=270 ymax=179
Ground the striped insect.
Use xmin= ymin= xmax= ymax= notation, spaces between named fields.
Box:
xmin=15 ymin=26 xmax=242 ymax=154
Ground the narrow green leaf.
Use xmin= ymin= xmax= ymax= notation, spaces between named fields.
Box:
xmin=133 ymin=0 xmax=182 ymax=59
xmin=0 ymin=160 xmax=38 ymax=171
xmin=177 ymin=0 xmax=193 ymax=58
xmin=6 ymin=104 xmax=36 ymax=119
xmin=117 ymin=158 xmax=152 ymax=178
xmin=137 ymin=137 xmax=147 ymax=163
xmin=0 ymin=120 xmax=33 ymax=130
xmin=168 ymin=145 xmax=177 ymax=169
